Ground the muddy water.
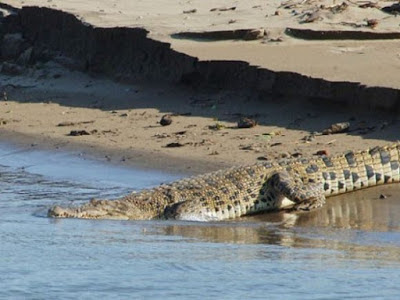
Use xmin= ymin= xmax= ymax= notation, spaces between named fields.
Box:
xmin=1 ymin=144 xmax=400 ymax=299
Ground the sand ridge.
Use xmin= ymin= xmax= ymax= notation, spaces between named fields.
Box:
xmin=4 ymin=0 xmax=400 ymax=89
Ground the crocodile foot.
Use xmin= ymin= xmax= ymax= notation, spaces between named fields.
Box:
xmin=269 ymin=171 xmax=326 ymax=211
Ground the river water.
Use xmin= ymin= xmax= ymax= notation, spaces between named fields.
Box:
xmin=1 ymin=144 xmax=400 ymax=299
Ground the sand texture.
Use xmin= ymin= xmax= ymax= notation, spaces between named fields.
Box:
xmin=0 ymin=2 xmax=400 ymax=175
xmin=1 ymin=61 xmax=399 ymax=174
xmin=4 ymin=0 xmax=400 ymax=89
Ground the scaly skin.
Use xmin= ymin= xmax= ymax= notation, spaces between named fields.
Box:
xmin=48 ymin=143 xmax=400 ymax=221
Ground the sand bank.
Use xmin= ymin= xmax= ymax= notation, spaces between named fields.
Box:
xmin=4 ymin=0 xmax=400 ymax=90
xmin=0 ymin=3 xmax=400 ymax=174
xmin=1 ymin=60 xmax=399 ymax=174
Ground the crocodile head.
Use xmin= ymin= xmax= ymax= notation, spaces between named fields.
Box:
xmin=47 ymin=198 xmax=153 ymax=220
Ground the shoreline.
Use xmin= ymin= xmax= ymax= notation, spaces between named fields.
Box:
xmin=0 ymin=129 xmax=227 ymax=175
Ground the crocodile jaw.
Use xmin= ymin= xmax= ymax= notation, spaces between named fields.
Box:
xmin=48 ymin=199 xmax=151 ymax=220
xmin=48 ymin=205 xmax=124 ymax=220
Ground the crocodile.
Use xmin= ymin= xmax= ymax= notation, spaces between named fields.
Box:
xmin=48 ymin=142 xmax=400 ymax=221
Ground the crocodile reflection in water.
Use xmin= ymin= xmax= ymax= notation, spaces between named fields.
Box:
xmin=158 ymin=186 xmax=400 ymax=263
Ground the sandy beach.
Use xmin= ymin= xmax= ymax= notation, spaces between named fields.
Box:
xmin=1 ymin=1 xmax=400 ymax=174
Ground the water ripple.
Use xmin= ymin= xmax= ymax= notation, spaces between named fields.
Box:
xmin=1 ymin=145 xmax=400 ymax=299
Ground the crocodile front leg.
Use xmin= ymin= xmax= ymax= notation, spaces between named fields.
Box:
xmin=269 ymin=171 xmax=326 ymax=211
xmin=164 ymin=170 xmax=326 ymax=221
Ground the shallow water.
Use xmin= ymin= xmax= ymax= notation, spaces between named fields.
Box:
xmin=1 ymin=144 xmax=400 ymax=299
